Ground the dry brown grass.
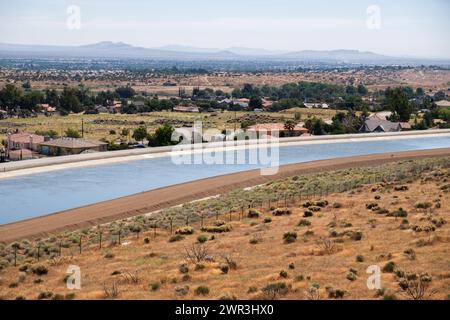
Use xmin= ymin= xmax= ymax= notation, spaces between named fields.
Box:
xmin=0 ymin=171 xmax=448 ymax=300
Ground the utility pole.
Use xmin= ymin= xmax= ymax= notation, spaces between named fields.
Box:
xmin=81 ymin=118 xmax=84 ymax=138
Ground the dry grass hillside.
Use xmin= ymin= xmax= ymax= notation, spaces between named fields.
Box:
xmin=0 ymin=157 xmax=449 ymax=300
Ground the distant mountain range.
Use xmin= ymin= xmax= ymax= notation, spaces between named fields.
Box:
xmin=0 ymin=41 xmax=448 ymax=66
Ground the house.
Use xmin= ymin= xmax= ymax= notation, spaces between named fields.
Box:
xmin=0 ymin=109 xmax=7 ymax=119
xmin=8 ymin=149 xmax=33 ymax=161
xmin=360 ymin=119 xmax=409 ymax=133
xmin=38 ymin=104 xmax=57 ymax=113
xmin=247 ymin=123 xmax=309 ymax=137
xmin=38 ymin=138 xmax=107 ymax=156
xmin=435 ymin=100 xmax=450 ymax=108
xmin=304 ymin=103 xmax=329 ymax=109
xmin=173 ymin=106 xmax=200 ymax=113
xmin=7 ymin=133 xmax=44 ymax=151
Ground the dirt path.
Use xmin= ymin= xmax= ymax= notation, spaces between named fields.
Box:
xmin=1 ymin=148 xmax=449 ymax=242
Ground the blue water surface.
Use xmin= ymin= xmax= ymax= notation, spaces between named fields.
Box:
xmin=0 ymin=136 xmax=449 ymax=224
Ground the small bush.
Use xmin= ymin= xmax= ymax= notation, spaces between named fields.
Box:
xmin=195 ymin=264 xmax=205 ymax=271
xmin=219 ymin=264 xmax=229 ymax=274
xmin=197 ymin=235 xmax=208 ymax=243
xmin=403 ymin=249 xmax=416 ymax=260
xmin=382 ymin=261 xmax=396 ymax=273
xmin=175 ymin=226 xmax=195 ymax=235
xmin=201 ymin=224 xmax=232 ymax=233
xmin=175 ymin=285 xmax=189 ymax=296
xmin=195 ymin=286 xmax=210 ymax=296
xmin=247 ymin=286 xmax=258 ymax=293
xmin=31 ymin=264 xmax=48 ymax=276
xmin=65 ymin=293 xmax=76 ymax=300
xmin=415 ymin=202 xmax=432 ymax=209
xmin=309 ymin=206 xmax=321 ymax=212
xmin=346 ymin=272 xmax=357 ymax=281
xmin=298 ymin=219 xmax=311 ymax=227
xmin=283 ymin=232 xmax=297 ymax=244
xmin=104 ymin=252 xmax=115 ymax=259
xmin=366 ymin=202 xmax=379 ymax=210
xmin=111 ymin=270 xmax=121 ymax=276
xmin=149 ymin=282 xmax=160 ymax=291
xmin=388 ymin=208 xmax=408 ymax=218
xmin=272 ymin=208 xmax=292 ymax=216
xmin=248 ymin=209 xmax=261 ymax=218
xmin=169 ymin=234 xmax=185 ymax=242
xmin=303 ymin=211 xmax=313 ymax=218
xmin=279 ymin=270 xmax=288 ymax=278
xmin=261 ymin=282 xmax=289 ymax=300
xmin=356 ymin=255 xmax=365 ymax=262
xmin=263 ymin=217 xmax=272 ymax=223
xmin=332 ymin=202 xmax=343 ymax=208
xmin=294 ymin=274 xmax=304 ymax=282
xmin=37 ymin=291 xmax=53 ymax=300
xmin=179 ymin=264 xmax=189 ymax=274
xmin=144 ymin=237 xmax=150 ymax=244
xmin=288 ymin=263 xmax=295 ymax=270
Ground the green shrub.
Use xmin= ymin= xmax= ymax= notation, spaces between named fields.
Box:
xmin=346 ymin=272 xmax=357 ymax=281
xmin=169 ymin=234 xmax=185 ymax=242
xmin=197 ymin=235 xmax=208 ymax=243
xmin=382 ymin=261 xmax=396 ymax=273
xmin=303 ymin=211 xmax=313 ymax=218
xmin=37 ymin=291 xmax=53 ymax=300
xmin=175 ymin=226 xmax=195 ymax=235
xmin=283 ymin=232 xmax=297 ymax=244
xmin=298 ymin=219 xmax=311 ymax=227
xmin=201 ymin=224 xmax=232 ymax=233
xmin=288 ymin=263 xmax=295 ymax=270
xmin=261 ymin=282 xmax=289 ymax=299
xmin=272 ymin=208 xmax=292 ymax=216
xmin=279 ymin=270 xmax=288 ymax=278
xmin=356 ymin=255 xmax=365 ymax=262
xmin=179 ymin=264 xmax=189 ymax=274
xmin=414 ymin=202 xmax=432 ymax=209
xmin=263 ymin=217 xmax=272 ymax=223
xmin=195 ymin=285 xmax=210 ymax=296
xmin=31 ymin=264 xmax=48 ymax=276
xmin=149 ymin=282 xmax=160 ymax=291
xmin=219 ymin=264 xmax=229 ymax=274
xmin=248 ymin=209 xmax=261 ymax=218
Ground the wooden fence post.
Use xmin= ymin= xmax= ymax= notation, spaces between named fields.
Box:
xmin=14 ymin=246 xmax=17 ymax=267
xmin=170 ymin=218 xmax=173 ymax=234
xmin=99 ymin=232 xmax=103 ymax=249
xmin=79 ymin=236 xmax=82 ymax=254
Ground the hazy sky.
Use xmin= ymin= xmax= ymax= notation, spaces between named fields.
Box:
xmin=0 ymin=0 xmax=449 ymax=58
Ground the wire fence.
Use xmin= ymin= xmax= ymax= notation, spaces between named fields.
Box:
xmin=2 ymin=158 xmax=449 ymax=268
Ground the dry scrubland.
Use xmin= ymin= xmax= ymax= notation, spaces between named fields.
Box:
xmin=3 ymin=68 xmax=450 ymax=94
xmin=0 ymin=157 xmax=449 ymax=300
xmin=0 ymin=109 xmax=339 ymax=142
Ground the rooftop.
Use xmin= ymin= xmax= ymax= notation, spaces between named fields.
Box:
xmin=39 ymin=138 xmax=107 ymax=149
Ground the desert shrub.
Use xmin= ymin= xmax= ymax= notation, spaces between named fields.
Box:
xmin=332 ymin=202 xmax=343 ymax=208
xmin=195 ymin=264 xmax=205 ymax=271
xmin=264 ymin=217 xmax=272 ymax=223
xmin=15 ymin=296 xmax=26 ymax=300
xmin=304 ymin=230 xmax=315 ymax=237
xmin=37 ymin=291 xmax=54 ymax=300
xmin=288 ymin=263 xmax=295 ymax=270
xmin=347 ymin=231 xmax=363 ymax=241
xmin=195 ymin=286 xmax=210 ymax=296
xmin=34 ymin=278 xmax=43 ymax=284
xmin=178 ymin=264 xmax=189 ymax=274
xmin=294 ymin=274 xmax=304 ymax=282
xmin=356 ymin=255 xmax=365 ymax=262
xmin=366 ymin=202 xmax=379 ymax=210
xmin=414 ymin=202 xmax=432 ymax=209
xmin=327 ymin=287 xmax=346 ymax=299
xmin=346 ymin=271 xmax=357 ymax=281
xmin=9 ymin=282 xmax=18 ymax=288
xmin=149 ymin=282 xmax=160 ymax=291
xmin=375 ymin=208 xmax=389 ymax=215
xmin=111 ymin=270 xmax=121 ymax=276
xmin=175 ymin=226 xmax=194 ymax=235
xmin=382 ymin=261 xmax=396 ymax=273
xmin=283 ymin=232 xmax=297 ymax=244
xmin=309 ymin=206 xmax=321 ymax=212
xmin=248 ymin=209 xmax=261 ymax=218
xmin=317 ymin=238 xmax=337 ymax=255
xmin=65 ymin=293 xmax=76 ymax=300
xmin=314 ymin=200 xmax=329 ymax=208
xmin=31 ymin=264 xmax=48 ymax=276
xmin=303 ymin=211 xmax=313 ymax=218
xmin=298 ymin=219 xmax=311 ymax=227
xmin=184 ymin=244 xmax=210 ymax=263
xmin=201 ymin=224 xmax=232 ymax=233
xmin=52 ymin=294 xmax=65 ymax=300
xmin=302 ymin=201 xmax=314 ymax=208
xmin=169 ymin=234 xmax=185 ymax=242
xmin=218 ymin=293 xmax=237 ymax=300
xmin=272 ymin=208 xmax=292 ymax=216
xmin=247 ymin=286 xmax=258 ymax=293
xmin=279 ymin=270 xmax=288 ymax=278
xmin=374 ymin=195 xmax=381 ymax=200
xmin=397 ymin=272 xmax=435 ymax=300
xmin=394 ymin=185 xmax=408 ymax=191
xmin=181 ymin=274 xmax=191 ymax=282
xmin=403 ymin=249 xmax=416 ymax=260
xmin=197 ymin=235 xmax=208 ymax=243
xmin=104 ymin=252 xmax=115 ymax=259
xmin=431 ymin=218 xmax=446 ymax=228
xmin=387 ymin=208 xmax=408 ymax=218
xmin=175 ymin=285 xmax=189 ymax=296
xmin=261 ymin=282 xmax=289 ymax=300
xmin=219 ymin=264 xmax=229 ymax=274
xmin=144 ymin=237 xmax=150 ymax=244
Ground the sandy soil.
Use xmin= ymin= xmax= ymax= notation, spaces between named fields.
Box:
xmin=1 ymin=148 xmax=449 ymax=243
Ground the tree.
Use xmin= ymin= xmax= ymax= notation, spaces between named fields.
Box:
xmin=284 ymin=119 xmax=296 ymax=133
xmin=0 ymin=84 xmax=23 ymax=108
xmin=115 ymin=86 xmax=136 ymax=99
xmin=65 ymin=128 xmax=81 ymax=139
xmin=248 ymin=96 xmax=263 ymax=110
xmin=132 ymin=126 xmax=148 ymax=143
xmin=147 ymin=125 xmax=175 ymax=147
xmin=386 ymin=88 xmax=412 ymax=122
xmin=60 ymin=87 xmax=82 ymax=113
xmin=357 ymin=83 xmax=368 ymax=95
